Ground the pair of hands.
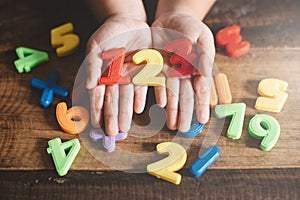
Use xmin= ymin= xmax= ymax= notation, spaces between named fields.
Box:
xmin=84 ymin=12 xmax=215 ymax=136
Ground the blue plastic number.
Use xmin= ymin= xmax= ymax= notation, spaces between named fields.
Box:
xmin=30 ymin=70 xmax=69 ymax=108
xmin=190 ymin=146 xmax=220 ymax=178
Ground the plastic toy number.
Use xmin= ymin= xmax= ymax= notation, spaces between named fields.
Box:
xmin=216 ymin=25 xmax=250 ymax=57
xmin=47 ymin=138 xmax=81 ymax=176
xmin=147 ymin=142 xmax=187 ymax=185
xmin=255 ymin=78 xmax=288 ymax=113
xmin=248 ymin=114 xmax=281 ymax=151
xmin=190 ymin=146 xmax=220 ymax=178
xmin=165 ymin=39 xmax=197 ymax=77
xmin=30 ymin=70 xmax=69 ymax=108
xmin=56 ymin=102 xmax=89 ymax=134
xmin=89 ymin=128 xmax=128 ymax=152
xmin=215 ymin=103 xmax=246 ymax=139
xmin=210 ymin=79 xmax=218 ymax=108
xmin=51 ymin=22 xmax=80 ymax=57
xmin=14 ymin=47 xmax=49 ymax=73
xmin=132 ymin=49 xmax=165 ymax=86
xmin=99 ymin=47 xmax=130 ymax=85
xmin=215 ymin=73 xmax=232 ymax=104
xmin=178 ymin=123 xmax=205 ymax=138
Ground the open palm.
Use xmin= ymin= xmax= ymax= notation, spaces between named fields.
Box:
xmin=152 ymin=12 xmax=215 ymax=132
xmin=85 ymin=15 xmax=151 ymax=136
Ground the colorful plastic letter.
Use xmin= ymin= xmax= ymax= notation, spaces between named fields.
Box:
xmin=56 ymin=102 xmax=89 ymax=134
xmin=14 ymin=47 xmax=49 ymax=73
xmin=210 ymin=79 xmax=218 ymax=108
xmin=99 ymin=47 xmax=131 ymax=85
xmin=214 ymin=73 xmax=232 ymax=104
xmin=47 ymin=138 xmax=81 ymax=176
xmin=147 ymin=142 xmax=187 ymax=185
xmin=30 ymin=70 xmax=69 ymax=108
xmin=248 ymin=114 xmax=280 ymax=151
xmin=51 ymin=22 xmax=80 ymax=57
xmin=216 ymin=25 xmax=250 ymax=57
xmin=89 ymin=128 xmax=128 ymax=152
xmin=165 ymin=39 xmax=197 ymax=77
xmin=190 ymin=146 xmax=220 ymax=178
xmin=215 ymin=103 xmax=246 ymax=139
xmin=255 ymin=78 xmax=288 ymax=113
xmin=178 ymin=123 xmax=205 ymax=138
xmin=132 ymin=49 xmax=165 ymax=86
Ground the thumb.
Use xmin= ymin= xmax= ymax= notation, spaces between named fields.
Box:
xmin=85 ymin=38 xmax=103 ymax=89
xmin=196 ymin=23 xmax=215 ymax=78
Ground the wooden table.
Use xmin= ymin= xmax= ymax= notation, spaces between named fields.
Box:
xmin=1 ymin=0 xmax=299 ymax=199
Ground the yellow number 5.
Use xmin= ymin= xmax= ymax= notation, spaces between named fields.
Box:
xmin=51 ymin=22 xmax=80 ymax=57
xmin=255 ymin=78 xmax=288 ymax=113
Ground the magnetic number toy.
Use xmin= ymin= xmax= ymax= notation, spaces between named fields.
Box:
xmin=147 ymin=142 xmax=187 ymax=185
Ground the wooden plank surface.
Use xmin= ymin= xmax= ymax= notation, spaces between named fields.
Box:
xmin=1 ymin=169 xmax=300 ymax=200
xmin=0 ymin=0 xmax=300 ymax=174
xmin=1 ymin=0 xmax=300 ymax=199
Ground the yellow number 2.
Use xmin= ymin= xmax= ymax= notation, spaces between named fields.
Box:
xmin=132 ymin=49 xmax=165 ymax=86
xmin=255 ymin=78 xmax=288 ymax=113
xmin=51 ymin=22 xmax=80 ymax=57
xmin=147 ymin=142 xmax=187 ymax=185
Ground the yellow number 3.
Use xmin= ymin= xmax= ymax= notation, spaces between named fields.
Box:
xmin=51 ymin=22 xmax=80 ymax=57
xmin=147 ymin=142 xmax=187 ymax=185
xmin=132 ymin=49 xmax=165 ymax=86
xmin=255 ymin=78 xmax=288 ymax=113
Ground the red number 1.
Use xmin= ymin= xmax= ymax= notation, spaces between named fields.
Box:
xmin=99 ymin=47 xmax=130 ymax=85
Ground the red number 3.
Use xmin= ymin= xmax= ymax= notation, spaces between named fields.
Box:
xmin=165 ymin=39 xmax=198 ymax=77
xmin=216 ymin=25 xmax=250 ymax=57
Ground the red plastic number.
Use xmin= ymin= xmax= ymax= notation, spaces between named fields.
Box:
xmin=165 ymin=39 xmax=197 ymax=77
xmin=216 ymin=25 xmax=250 ymax=57
xmin=99 ymin=47 xmax=130 ymax=85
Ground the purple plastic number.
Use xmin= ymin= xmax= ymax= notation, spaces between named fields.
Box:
xmin=89 ymin=129 xmax=127 ymax=152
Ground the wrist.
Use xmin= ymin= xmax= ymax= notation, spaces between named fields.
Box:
xmin=88 ymin=0 xmax=147 ymax=23
xmin=155 ymin=11 xmax=199 ymax=22
xmin=155 ymin=0 xmax=216 ymax=21
xmin=105 ymin=13 xmax=147 ymax=23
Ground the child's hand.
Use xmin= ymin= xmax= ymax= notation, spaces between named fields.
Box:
xmin=152 ymin=12 xmax=215 ymax=132
xmin=85 ymin=14 xmax=151 ymax=136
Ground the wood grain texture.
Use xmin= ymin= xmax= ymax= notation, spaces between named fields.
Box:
xmin=1 ymin=0 xmax=300 ymax=199
xmin=206 ymin=0 xmax=300 ymax=49
xmin=0 ymin=0 xmax=299 ymax=177
xmin=1 ymin=169 xmax=300 ymax=200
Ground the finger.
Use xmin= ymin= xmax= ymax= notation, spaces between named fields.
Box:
xmin=196 ymin=24 xmax=215 ymax=77
xmin=194 ymin=75 xmax=211 ymax=124
xmin=119 ymin=84 xmax=134 ymax=132
xmin=104 ymin=85 xmax=119 ymax=136
xmin=134 ymin=85 xmax=148 ymax=114
xmin=178 ymin=79 xmax=194 ymax=132
xmin=126 ymin=61 xmax=148 ymax=114
xmin=166 ymin=78 xmax=180 ymax=130
xmin=154 ymin=86 xmax=166 ymax=108
xmin=89 ymin=85 xmax=105 ymax=128
xmin=85 ymin=39 xmax=103 ymax=89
